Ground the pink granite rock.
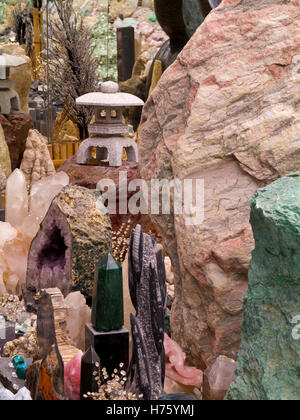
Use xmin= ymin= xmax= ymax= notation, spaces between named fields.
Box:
xmin=64 ymin=350 xmax=83 ymax=401
xmin=164 ymin=333 xmax=203 ymax=387
xmin=139 ymin=0 xmax=300 ymax=368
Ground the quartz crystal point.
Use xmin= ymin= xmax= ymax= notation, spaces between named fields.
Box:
xmin=203 ymin=355 xmax=236 ymax=400
xmin=5 ymin=169 xmax=28 ymax=228
xmin=80 ymin=346 xmax=101 ymax=400
xmin=92 ymin=253 xmax=124 ymax=332
xmin=29 ymin=171 xmax=69 ymax=223
xmin=65 ymin=291 xmax=91 ymax=351
xmin=126 ymin=225 xmax=166 ymax=400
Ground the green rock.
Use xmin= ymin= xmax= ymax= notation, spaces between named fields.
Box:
xmin=149 ymin=13 xmax=157 ymax=22
xmin=92 ymin=253 xmax=124 ymax=332
xmin=12 ymin=355 xmax=24 ymax=368
xmin=226 ymin=174 xmax=300 ymax=400
xmin=16 ymin=363 xmax=29 ymax=380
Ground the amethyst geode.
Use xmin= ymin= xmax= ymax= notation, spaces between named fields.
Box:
xmin=23 ymin=186 xmax=112 ymax=310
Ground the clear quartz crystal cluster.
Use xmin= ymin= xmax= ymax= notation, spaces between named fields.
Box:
xmin=0 ymin=169 xmax=69 ymax=295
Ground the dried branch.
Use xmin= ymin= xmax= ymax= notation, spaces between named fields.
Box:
xmin=46 ymin=0 xmax=99 ymax=139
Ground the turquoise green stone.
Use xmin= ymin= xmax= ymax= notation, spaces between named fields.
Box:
xmin=92 ymin=253 xmax=124 ymax=332
xmin=16 ymin=363 xmax=29 ymax=380
xmin=12 ymin=355 xmax=24 ymax=368
xmin=149 ymin=13 xmax=157 ymax=22
xmin=226 ymin=174 xmax=300 ymax=400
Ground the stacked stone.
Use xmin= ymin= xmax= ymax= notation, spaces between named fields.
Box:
xmin=76 ymin=81 xmax=143 ymax=167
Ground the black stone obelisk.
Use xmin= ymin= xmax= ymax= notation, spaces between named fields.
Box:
xmin=80 ymin=346 xmax=101 ymax=400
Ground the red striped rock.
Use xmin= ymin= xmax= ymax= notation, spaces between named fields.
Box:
xmin=139 ymin=0 xmax=300 ymax=368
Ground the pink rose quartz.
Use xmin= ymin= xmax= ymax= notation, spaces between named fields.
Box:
xmin=64 ymin=350 xmax=83 ymax=400
xmin=164 ymin=333 xmax=203 ymax=387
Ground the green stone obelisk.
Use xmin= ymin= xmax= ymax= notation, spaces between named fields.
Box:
xmin=92 ymin=253 xmax=124 ymax=332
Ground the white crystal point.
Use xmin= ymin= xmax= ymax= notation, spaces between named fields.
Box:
xmin=29 ymin=171 xmax=69 ymax=223
xmin=6 ymin=169 xmax=28 ymax=228
xmin=0 ymin=222 xmax=17 ymax=247
xmin=101 ymin=81 xmax=119 ymax=93
xmin=65 ymin=291 xmax=91 ymax=351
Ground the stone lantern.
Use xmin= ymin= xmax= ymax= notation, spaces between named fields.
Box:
xmin=76 ymin=81 xmax=144 ymax=167
xmin=0 ymin=47 xmax=27 ymax=115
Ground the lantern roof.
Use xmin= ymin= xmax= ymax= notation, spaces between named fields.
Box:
xmin=0 ymin=47 xmax=27 ymax=68
xmin=76 ymin=81 xmax=144 ymax=107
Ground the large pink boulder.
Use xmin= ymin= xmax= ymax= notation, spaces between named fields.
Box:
xmin=139 ymin=0 xmax=300 ymax=369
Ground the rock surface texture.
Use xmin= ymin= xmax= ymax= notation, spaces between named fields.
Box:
xmin=25 ymin=186 xmax=112 ymax=303
xmin=227 ymin=174 xmax=300 ymax=400
xmin=139 ymin=0 xmax=300 ymax=368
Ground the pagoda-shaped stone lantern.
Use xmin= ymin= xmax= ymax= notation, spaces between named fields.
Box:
xmin=0 ymin=47 xmax=27 ymax=115
xmin=76 ymin=81 xmax=144 ymax=167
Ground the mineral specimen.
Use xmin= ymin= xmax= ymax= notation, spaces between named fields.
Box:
xmin=164 ymin=333 xmax=203 ymax=388
xmin=92 ymin=253 xmax=124 ymax=332
xmin=139 ymin=0 xmax=300 ymax=368
xmin=20 ymin=129 xmax=55 ymax=192
xmin=25 ymin=171 xmax=70 ymax=239
xmin=36 ymin=289 xmax=60 ymax=359
xmin=0 ymin=386 xmax=32 ymax=400
xmin=24 ymin=186 xmax=112 ymax=306
xmin=227 ymin=174 xmax=300 ymax=400
xmin=36 ymin=288 xmax=80 ymax=365
xmin=5 ymin=168 xmax=28 ymax=229
xmin=126 ymin=225 xmax=166 ymax=400
xmin=2 ymin=328 xmax=38 ymax=358
xmin=80 ymin=346 xmax=100 ymax=400
xmin=16 ymin=362 xmax=29 ymax=380
xmin=26 ymin=344 xmax=65 ymax=400
xmin=0 ymin=170 xmax=69 ymax=296
xmin=0 ymin=294 xmax=25 ymax=322
xmin=64 ymin=350 xmax=83 ymax=400
xmin=203 ymin=355 xmax=236 ymax=400
xmin=0 ymin=356 xmax=32 ymax=393
xmin=65 ymin=291 xmax=91 ymax=351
